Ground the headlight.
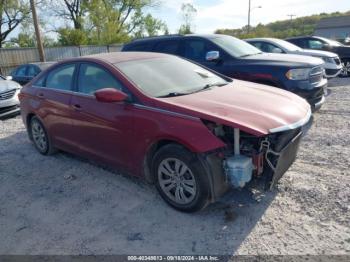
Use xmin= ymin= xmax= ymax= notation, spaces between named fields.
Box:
xmin=321 ymin=57 xmax=334 ymax=64
xmin=285 ymin=68 xmax=311 ymax=80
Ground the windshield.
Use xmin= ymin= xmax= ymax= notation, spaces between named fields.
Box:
xmin=211 ymin=35 xmax=262 ymax=57
xmin=115 ymin=56 xmax=229 ymax=98
xmin=271 ymin=39 xmax=302 ymax=51
xmin=318 ymin=37 xmax=343 ymax=47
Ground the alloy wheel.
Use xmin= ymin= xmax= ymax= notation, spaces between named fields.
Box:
xmin=158 ymin=158 xmax=197 ymax=205
xmin=31 ymin=120 xmax=48 ymax=152
xmin=340 ymin=62 xmax=350 ymax=77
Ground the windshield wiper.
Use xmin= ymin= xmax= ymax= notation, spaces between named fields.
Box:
xmin=194 ymin=82 xmax=228 ymax=92
xmin=239 ymin=52 xmax=262 ymax=58
xmin=157 ymin=92 xmax=189 ymax=98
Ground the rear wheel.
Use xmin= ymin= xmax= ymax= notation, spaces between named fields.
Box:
xmin=30 ymin=116 xmax=56 ymax=155
xmin=152 ymin=144 xmax=210 ymax=212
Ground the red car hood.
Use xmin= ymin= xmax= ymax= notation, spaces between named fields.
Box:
xmin=155 ymin=80 xmax=311 ymax=136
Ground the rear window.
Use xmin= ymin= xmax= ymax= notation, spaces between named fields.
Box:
xmin=124 ymin=42 xmax=150 ymax=51
xmin=153 ymin=40 xmax=180 ymax=55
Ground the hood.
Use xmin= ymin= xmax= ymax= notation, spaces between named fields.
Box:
xmin=0 ymin=80 xmax=20 ymax=93
xmin=336 ymin=46 xmax=350 ymax=55
xmin=297 ymin=49 xmax=338 ymax=58
xmin=243 ymin=53 xmax=324 ymax=67
xmin=156 ymin=80 xmax=311 ymax=136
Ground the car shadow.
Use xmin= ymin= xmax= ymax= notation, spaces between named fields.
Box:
xmin=0 ymin=130 xmax=277 ymax=255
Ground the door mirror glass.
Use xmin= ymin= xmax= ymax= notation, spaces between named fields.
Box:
xmin=5 ymin=76 xmax=13 ymax=81
xmin=94 ymin=88 xmax=128 ymax=103
xmin=206 ymin=51 xmax=220 ymax=61
xmin=271 ymin=47 xmax=283 ymax=53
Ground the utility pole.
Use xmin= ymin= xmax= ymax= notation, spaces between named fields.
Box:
xmin=248 ymin=0 xmax=251 ymax=34
xmin=30 ymin=0 xmax=45 ymax=62
xmin=288 ymin=14 xmax=296 ymax=21
xmin=248 ymin=0 xmax=262 ymax=34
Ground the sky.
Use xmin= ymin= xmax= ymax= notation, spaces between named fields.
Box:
xmin=151 ymin=0 xmax=350 ymax=34
xmin=7 ymin=0 xmax=350 ymax=40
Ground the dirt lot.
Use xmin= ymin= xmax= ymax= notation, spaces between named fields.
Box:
xmin=0 ymin=78 xmax=349 ymax=255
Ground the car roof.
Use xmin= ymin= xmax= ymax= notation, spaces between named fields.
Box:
xmin=246 ymin=38 xmax=279 ymax=42
xmin=285 ymin=36 xmax=313 ymax=40
xmin=128 ymin=34 xmax=224 ymax=44
xmin=82 ymin=51 xmax=173 ymax=64
xmin=26 ymin=62 xmax=56 ymax=70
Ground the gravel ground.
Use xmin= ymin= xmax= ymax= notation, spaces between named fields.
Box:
xmin=0 ymin=78 xmax=349 ymax=255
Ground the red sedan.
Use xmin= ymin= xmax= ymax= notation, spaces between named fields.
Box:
xmin=19 ymin=52 xmax=311 ymax=212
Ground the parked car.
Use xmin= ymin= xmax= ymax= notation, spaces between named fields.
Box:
xmin=0 ymin=75 xmax=21 ymax=119
xmin=19 ymin=52 xmax=312 ymax=212
xmin=122 ymin=34 xmax=327 ymax=110
xmin=10 ymin=62 xmax=55 ymax=85
xmin=285 ymin=36 xmax=350 ymax=77
xmin=245 ymin=38 xmax=342 ymax=78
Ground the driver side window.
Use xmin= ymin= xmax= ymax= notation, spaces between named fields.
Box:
xmin=184 ymin=39 xmax=217 ymax=62
xmin=77 ymin=64 xmax=124 ymax=95
xmin=308 ymin=39 xmax=324 ymax=49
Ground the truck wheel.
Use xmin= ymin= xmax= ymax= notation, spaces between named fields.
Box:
xmin=152 ymin=144 xmax=210 ymax=212
xmin=30 ymin=116 xmax=56 ymax=155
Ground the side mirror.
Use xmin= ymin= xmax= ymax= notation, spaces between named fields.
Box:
xmin=5 ymin=76 xmax=13 ymax=81
xmin=322 ymin=43 xmax=331 ymax=50
xmin=94 ymin=88 xmax=128 ymax=103
xmin=271 ymin=48 xmax=283 ymax=53
xmin=206 ymin=51 xmax=220 ymax=62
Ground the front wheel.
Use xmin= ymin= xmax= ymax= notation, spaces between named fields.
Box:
xmin=152 ymin=144 xmax=210 ymax=212
xmin=339 ymin=61 xmax=350 ymax=77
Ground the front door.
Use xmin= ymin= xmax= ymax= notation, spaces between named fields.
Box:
xmin=69 ymin=62 xmax=134 ymax=169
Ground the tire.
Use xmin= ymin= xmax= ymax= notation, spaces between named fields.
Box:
xmin=152 ymin=144 xmax=210 ymax=212
xmin=30 ymin=116 xmax=56 ymax=155
xmin=339 ymin=60 xmax=350 ymax=77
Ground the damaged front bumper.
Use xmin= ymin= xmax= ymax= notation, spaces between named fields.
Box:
xmin=265 ymin=131 xmax=303 ymax=189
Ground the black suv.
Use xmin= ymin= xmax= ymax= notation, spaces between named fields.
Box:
xmin=122 ymin=34 xmax=327 ymax=110
xmin=286 ymin=36 xmax=350 ymax=77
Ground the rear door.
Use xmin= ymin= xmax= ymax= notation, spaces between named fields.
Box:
xmin=69 ymin=62 xmax=135 ymax=169
xmin=32 ymin=63 xmax=78 ymax=152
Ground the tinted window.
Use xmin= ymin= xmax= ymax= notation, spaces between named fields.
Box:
xmin=125 ymin=43 xmax=149 ymax=51
xmin=153 ymin=40 xmax=180 ymax=55
xmin=184 ymin=39 xmax=217 ymax=61
xmin=27 ymin=65 xmax=40 ymax=77
xmin=15 ymin=66 xmax=27 ymax=76
xmin=77 ymin=64 xmax=123 ymax=95
xmin=46 ymin=64 xmax=76 ymax=91
xmin=115 ymin=56 xmax=229 ymax=98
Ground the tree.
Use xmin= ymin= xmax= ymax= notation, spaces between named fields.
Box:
xmin=86 ymin=0 xmax=162 ymax=43
xmin=57 ymin=27 xmax=87 ymax=45
xmin=0 ymin=0 xmax=31 ymax=47
xmin=178 ymin=3 xmax=196 ymax=34
xmin=48 ymin=0 xmax=87 ymax=30
xmin=133 ymin=13 xmax=167 ymax=38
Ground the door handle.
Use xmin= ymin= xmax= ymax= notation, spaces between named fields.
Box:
xmin=73 ymin=104 xmax=82 ymax=111
xmin=37 ymin=93 xmax=44 ymax=98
